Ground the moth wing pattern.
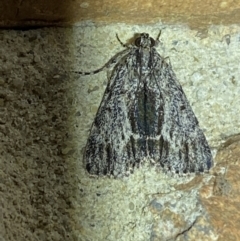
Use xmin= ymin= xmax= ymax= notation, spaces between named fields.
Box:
xmin=85 ymin=54 xmax=137 ymax=176
xmin=83 ymin=33 xmax=212 ymax=177
xmin=150 ymin=58 xmax=212 ymax=174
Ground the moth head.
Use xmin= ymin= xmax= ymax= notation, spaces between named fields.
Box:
xmin=135 ymin=33 xmax=155 ymax=48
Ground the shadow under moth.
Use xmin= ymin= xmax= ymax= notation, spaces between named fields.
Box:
xmin=76 ymin=32 xmax=213 ymax=177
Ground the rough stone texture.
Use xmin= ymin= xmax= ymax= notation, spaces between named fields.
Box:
xmin=0 ymin=28 xmax=77 ymax=241
xmin=0 ymin=0 xmax=240 ymax=29
xmin=201 ymin=134 xmax=240 ymax=241
xmin=1 ymin=23 xmax=240 ymax=241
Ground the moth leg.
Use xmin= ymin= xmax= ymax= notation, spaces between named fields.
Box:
xmin=74 ymin=48 xmax=130 ymax=75
xmin=116 ymin=34 xmax=128 ymax=48
xmin=155 ymin=31 xmax=161 ymax=41
xmin=152 ymin=31 xmax=162 ymax=47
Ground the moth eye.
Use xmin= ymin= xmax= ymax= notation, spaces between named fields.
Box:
xmin=150 ymin=37 xmax=155 ymax=47
xmin=135 ymin=37 xmax=141 ymax=47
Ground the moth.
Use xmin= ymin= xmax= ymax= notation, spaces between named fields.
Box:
xmin=77 ymin=32 xmax=213 ymax=177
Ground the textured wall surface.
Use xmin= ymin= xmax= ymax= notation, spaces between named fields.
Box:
xmin=1 ymin=23 xmax=240 ymax=241
xmin=0 ymin=0 xmax=240 ymax=28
